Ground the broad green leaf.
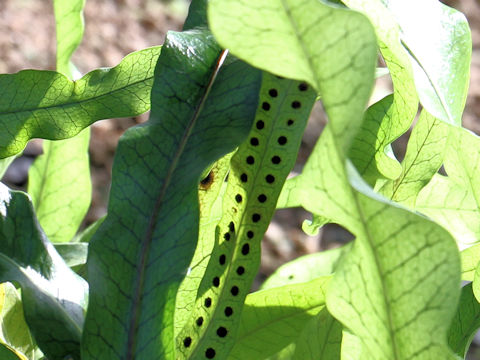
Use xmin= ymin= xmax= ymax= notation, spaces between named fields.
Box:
xmin=0 ymin=282 xmax=35 ymax=359
xmin=209 ymin=0 xmax=377 ymax=150
xmin=379 ymin=111 xmax=449 ymax=206
xmin=281 ymin=88 xmax=459 ymax=360
xmin=0 ymin=46 xmax=160 ymax=157
xmin=461 ymin=244 xmax=480 ymax=281
xmin=383 ymin=0 xmax=471 ymax=125
xmin=448 ymin=283 xmax=480 ymax=358
xmin=82 ymin=30 xmax=261 ymax=360
xmin=54 ymin=243 xmax=88 ymax=268
xmin=28 ymin=130 xmax=91 ymax=243
xmin=292 ymin=307 xmax=343 ymax=360
xmin=344 ymin=0 xmax=419 ymax=182
xmin=0 ymin=183 xmax=88 ymax=360
xmin=417 ymin=127 xmax=480 ymax=249
xmin=261 ymin=244 xmax=351 ymax=290
xmin=229 ymin=277 xmax=331 ymax=360
xmin=285 ymin=123 xmax=460 ymax=359
xmin=27 ymin=0 xmax=91 ymax=244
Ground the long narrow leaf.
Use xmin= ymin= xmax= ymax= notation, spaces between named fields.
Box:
xmin=82 ymin=29 xmax=261 ymax=359
xmin=0 ymin=46 xmax=160 ymax=157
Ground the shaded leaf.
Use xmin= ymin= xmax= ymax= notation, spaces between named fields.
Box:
xmin=0 ymin=183 xmax=88 ymax=360
xmin=54 ymin=243 xmax=88 ymax=268
xmin=448 ymin=283 xmax=480 ymax=358
xmin=82 ymin=29 xmax=261 ymax=360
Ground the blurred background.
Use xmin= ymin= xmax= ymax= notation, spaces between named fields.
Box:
xmin=0 ymin=0 xmax=479 ymax=356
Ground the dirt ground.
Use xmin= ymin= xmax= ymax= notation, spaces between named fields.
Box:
xmin=1 ymin=0 xmax=480 ymax=352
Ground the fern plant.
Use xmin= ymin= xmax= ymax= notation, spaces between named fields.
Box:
xmin=0 ymin=0 xmax=477 ymax=359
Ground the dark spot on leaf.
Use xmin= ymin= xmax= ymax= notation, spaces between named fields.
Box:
xmin=269 ymin=88 xmax=278 ymax=97
xmin=213 ymin=277 xmax=220 ymax=287
xmin=247 ymin=231 xmax=254 ymax=239
xmin=250 ymin=137 xmax=259 ymax=146
xmin=231 ymin=286 xmax=239 ymax=296
xmin=258 ymin=194 xmax=267 ymax=203
xmin=287 ymin=119 xmax=294 ymax=126
xmin=196 ymin=317 xmax=204 ymax=326
xmin=229 ymin=222 xmax=235 ymax=233
xmin=278 ymin=136 xmax=287 ymax=145
xmin=219 ymin=254 xmax=226 ymax=265
xmin=225 ymin=307 xmax=233 ymax=317
xmin=298 ymin=83 xmax=308 ymax=91
xmin=235 ymin=194 xmax=242 ymax=203
xmin=291 ymin=101 xmax=301 ymax=109
xmin=205 ymin=348 xmax=216 ymax=359
xmin=262 ymin=102 xmax=271 ymax=110
xmin=242 ymin=244 xmax=250 ymax=255
xmin=271 ymin=156 xmax=281 ymax=164
xmin=266 ymin=175 xmax=275 ymax=183
xmin=224 ymin=233 xmax=230 ymax=241
xmin=252 ymin=214 xmax=261 ymax=222
xmin=183 ymin=337 xmax=192 ymax=347
xmin=236 ymin=266 xmax=245 ymax=275
xmin=205 ymin=297 xmax=212 ymax=307
xmin=217 ymin=327 xmax=228 ymax=337
xmin=246 ymin=156 xmax=255 ymax=165
xmin=240 ymin=173 xmax=248 ymax=182
xmin=256 ymin=120 xmax=264 ymax=129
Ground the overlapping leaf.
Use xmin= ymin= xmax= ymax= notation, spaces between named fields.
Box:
xmin=27 ymin=0 xmax=91 ymax=244
xmin=344 ymin=0 xmax=419 ymax=182
xmin=0 ymin=183 xmax=88 ymax=360
xmin=209 ymin=0 xmax=377 ymax=151
xmin=209 ymin=1 xmax=462 ymax=359
xmin=417 ymin=127 xmax=480 ymax=249
xmin=260 ymin=245 xmax=351 ymax=290
xmin=379 ymin=111 xmax=449 ymax=206
xmin=0 ymin=46 xmax=160 ymax=157
xmin=0 ymin=282 xmax=35 ymax=359
xmin=82 ymin=29 xmax=261 ymax=360
xmin=382 ymin=0 xmax=470 ymax=125
xmin=229 ymin=277 xmax=337 ymax=360
xmin=448 ymin=283 xmax=480 ymax=358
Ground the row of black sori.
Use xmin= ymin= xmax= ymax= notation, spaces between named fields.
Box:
xmin=177 ymin=73 xmax=316 ymax=359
